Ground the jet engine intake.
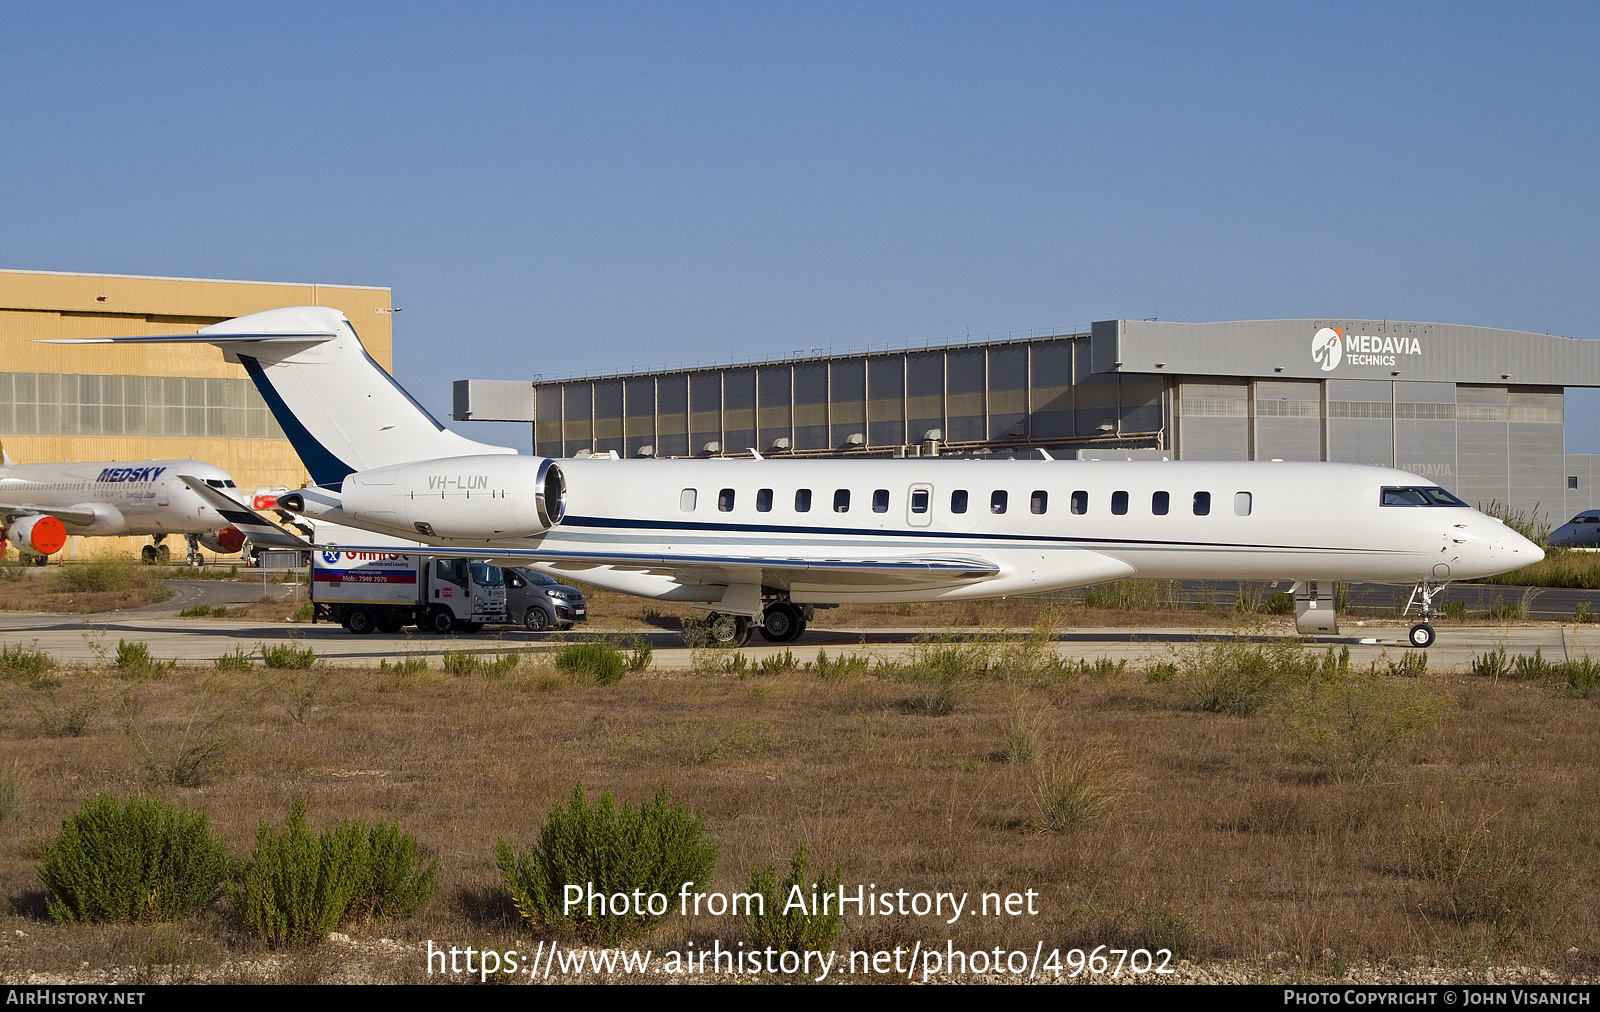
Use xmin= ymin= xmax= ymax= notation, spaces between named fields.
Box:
xmin=9 ymin=515 xmax=67 ymax=556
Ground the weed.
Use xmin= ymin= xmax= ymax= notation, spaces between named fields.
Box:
xmin=115 ymin=640 xmax=173 ymax=679
xmin=1404 ymin=802 xmax=1555 ymax=945
xmin=554 ymin=641 xmax=627 ymax=685
xmin=1144 ymin=660 xmax=1177 ymax=684
xmin=1471 ymin=646 xmax=1510 ymax=679
xmin=37 ymin=691 xmax=98 ymax=737
xmin=1281 ymin=672 xmax=1446 ymax=784
xmin=1132 ymin=905 xmax=1198 ymax=958
xmin=441 ymin=651 xmax=479 ymax=676
xmin=1574 ymin=601 xmax=1594 ymax=624
xmin=745 ymin=841 xmax=843 ymax=954
xmin=1563 ymin=655 xmax=1600 ymax=698
xmin=1387 ymin=651 xmax=1429 ymax=677
xmin=261 ymin=642 xmax=316 ymax=669
xmin=59 ymin=557 xmax=137 ymax=593
xmin=1001 ymin=705 xmax=1042 ymax=764
xmin=1484 ymin=599 xmax=1528 ymax=621
xmin=1478 ymin=500 xmax=1550 ymax=550
xmin=721 ymin=651 xmax=750 ymax=676
xmin=38 ymin=794 xmax=228 ymax=924
xmin=0 ymin=642 xmax=55 ymax=681
xmin=756 ymin=648 xmax=798 ymax=675
xmin=901 ymin=634 xmax=992 ymax=716
xmin=1082 ymin=580 xmax=1168 ymax=610
xmin=623 ymin=637 xmax=653 ymax=672
xmin=379 ymin=655 xmax=428 ymax=678
xmin=672 ymin=720 xmax=779 ymax=764
xmin=1511 ymin=648 xmax=1559 ymax=682
xmin=1263 ymin=591 xmax=1294 ymax=615
xmin=1444 ymin=599 xmax=1468 ymax=621
xmin=125 ymin=706 xmax=232 ymax=787
xmin=1034 ymin=746 xmax=1129 ymax=831
xmin=234 ymin=799 xmax=439 ymax=947
xmin=811 ymin=649 xmax=870 ymax=681
xmin=497 ymin=783 xmax=717 ymax=944
xmin=1175 ymin=637 xmax=1346 ymax=717
xmin=0 ymin=777 xmax=23 ymax=823
xmin=214 ymin=647 xmax=253 ymax=672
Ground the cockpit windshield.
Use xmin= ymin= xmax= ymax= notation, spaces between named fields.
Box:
xmin=1380 ymin=486 xmax=1469 ymax=507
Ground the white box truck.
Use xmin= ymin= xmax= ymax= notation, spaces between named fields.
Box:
xmin=308 ymin=523 xmax=507 ymax=634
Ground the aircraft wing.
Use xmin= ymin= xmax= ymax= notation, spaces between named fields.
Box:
xmin=0 ymin=503 xmax=100 ymax=526
xmin=175 ymin=476 xmax=313 ymax=550
xmin=319 ymin=543 xmax=999 ymax=590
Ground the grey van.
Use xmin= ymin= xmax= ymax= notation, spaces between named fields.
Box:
xmin=505 ymin=566 xmax=588 ymax=631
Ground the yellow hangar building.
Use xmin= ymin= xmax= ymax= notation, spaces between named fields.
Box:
xmin=0 ymin=268 xmax=392 ymax=559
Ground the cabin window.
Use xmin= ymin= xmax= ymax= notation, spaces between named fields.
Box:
xmin=718 ymin=488 xmax=735 ymax=512
xmin=1234 ymin=491 xmax=1252 ymax=516
xmin=1030 ymin=491 xmax=1047 ymax=514
xmin=1193 ymin=491 xmax=1211 ymax=516
xmin=872 ymin=489 xmax=889 ymax=513
xmin=756 ymin=488 xmax=773 ymax=512
xmin=1111 ymin=491 xmax=1128 ymax=515
xmin=1152 ymin=491 xmax=1169 ymax=515
xmin=795 ymin=489 xmax=812 ymax=512
xmin=834 ymin=489 xmax=850 ymax=512
xmin=951 ymin=490 xmax=968 ymax=514
xmin=991 ymin=490 xmax=1008 ymax=514
xmin=679 ymin=488 xmax=697 ymax=511
xmin=910 ymin=489 xmax=930 ymax=514
xmin=1071 ymin=490 xmax=1088 ymax=515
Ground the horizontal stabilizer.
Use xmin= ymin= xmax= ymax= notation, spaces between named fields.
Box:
xmin=176 ymin=475 xmax=311 ymax=550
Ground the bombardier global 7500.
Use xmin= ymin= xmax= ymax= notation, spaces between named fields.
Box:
xmin=52 ymin=306 xmax=1543 ymax=647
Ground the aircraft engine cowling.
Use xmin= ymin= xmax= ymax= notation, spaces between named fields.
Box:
xmin=341 ymin=455 xmax=566 ymax=540
xmin=200 ymin=526 xmax=248 ymax=554
xmin=9 ymin=515 xmax=67 ymax=556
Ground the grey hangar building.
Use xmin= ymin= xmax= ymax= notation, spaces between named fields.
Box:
xmin=455 ymin=318 xmax=1600 ymax=525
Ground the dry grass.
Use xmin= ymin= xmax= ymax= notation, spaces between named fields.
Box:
xmin=0 ymin=641 xmax=1596 ymax=982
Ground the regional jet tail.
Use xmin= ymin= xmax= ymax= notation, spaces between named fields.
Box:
xmin=48 ymin=306 xmax=514 ymax=490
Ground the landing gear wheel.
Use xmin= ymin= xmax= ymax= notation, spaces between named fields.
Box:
xmin=1408 ymin=623 xmax=1436 ymax=649
xmin=759 ymin=603 xmax=806 ymax=643
xmin=427 ymin=608 xmax=456 ymax=635
xmin=344 ymin=606 xmax=376 ymax=635
xmin=708 ymin=612 xmax=752 ymax=647
xmin=524 ymin=607 xmax=552 ymax=632
xmin=376 ymin=612 xmax=405 ymax=634
xmin=140 ymin=545 xmax=157 ymax=565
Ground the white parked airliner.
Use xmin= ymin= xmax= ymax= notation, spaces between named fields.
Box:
xmin=51 ymin=306 xmax=1544 ymax=647
xmin=0 ymin=449 xmax=247 ymax=565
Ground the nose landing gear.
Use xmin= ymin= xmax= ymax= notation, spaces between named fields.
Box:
xmin=1404 ymin=580 xmax=1447 ymax=649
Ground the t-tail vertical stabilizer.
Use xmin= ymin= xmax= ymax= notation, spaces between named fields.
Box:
xmin=45 ymin=306 xmax=515 ymax=489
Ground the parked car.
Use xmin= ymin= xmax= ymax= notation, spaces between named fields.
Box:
xmin=505 ymin=567 xmax=588 ymax=631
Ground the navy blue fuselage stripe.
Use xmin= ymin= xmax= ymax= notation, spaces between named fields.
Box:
xmin=237 ymin=354 xmax=354 ymax=491
xmin=557 ymin=514 xmax=1388 ymax=554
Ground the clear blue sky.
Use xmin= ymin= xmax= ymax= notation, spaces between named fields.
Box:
xmin=3 ymin=3 xmax=1597 ymax=448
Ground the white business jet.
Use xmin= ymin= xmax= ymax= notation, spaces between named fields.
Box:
xmin=0 ymin=448 xmax=247 ymax=565
xmin=50 ymin=306 xmax=1542 ymax=648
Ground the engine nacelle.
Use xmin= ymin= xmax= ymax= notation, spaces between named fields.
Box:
xmin=200 ymin=526 xmax=247 ymax=554
xmin=9 ymin=515 xmax=67 ymax=556
xmin=341 ymin=455 xmax=566 ymax=540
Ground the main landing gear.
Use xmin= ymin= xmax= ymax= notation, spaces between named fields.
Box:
xmin=184 ymin=533 xmax=204 ymax=567
xmin=141 ymin=536 xmax=172 ymax=565
xmin=697 ymin=598 xmax=815 ymax=648
xmin=1404 ymin=580 xmax=1447 ymax=649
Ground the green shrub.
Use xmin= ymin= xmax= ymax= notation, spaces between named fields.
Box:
xmin=59 ymin=558 xmax=136 ymax=593
xmin=1511 ymin=648 xmax=1559 ymax=682
xmin=497 ymin=783 xmax=717 ymax=944
xmin=234 ymin=799 xmax=438 ymax=947
xmin=1263 ymin=591 xmax=1294 ymax=615
xmin=756 ymin=648 xmax=798 ymax=675
xmin=1565 ymin=656 xmax=1600 ymax=698
xmin=1471 ymin=647 xmax=1511 ymax=679
xmin=1175 ymin=638 xmax=1348 ymax=717
xmin=811 ymin=649 xmax=870 ymax=681
xmin=1281 ymin=672 xmax=1446 ymax=785
xmin=0 ymin=642 xmax=54 ymax=681
xmin=260 ymin=642 xmax=315 ymax=669
xmin=554 ymin=642 xmax=627 ymax=686
xmin=38 ymin=794 xmax=228 ymax=924
xmin=441 ymin=650 xmax=479 ymax=676
xmin=624 ymin=637 xmax=653 ymax=672
xmin=115 ymin=640 xmax=173 ymax=678
xmin=1387 ymin=651 xmax=1428 ymax=677
xmin=745 ymin=841 xmax=843 ymax=954
xmin=214 ymin=647 xmax=252 ymax=672
xmin=1082 ymin=579 xmax=1167 ymax=610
